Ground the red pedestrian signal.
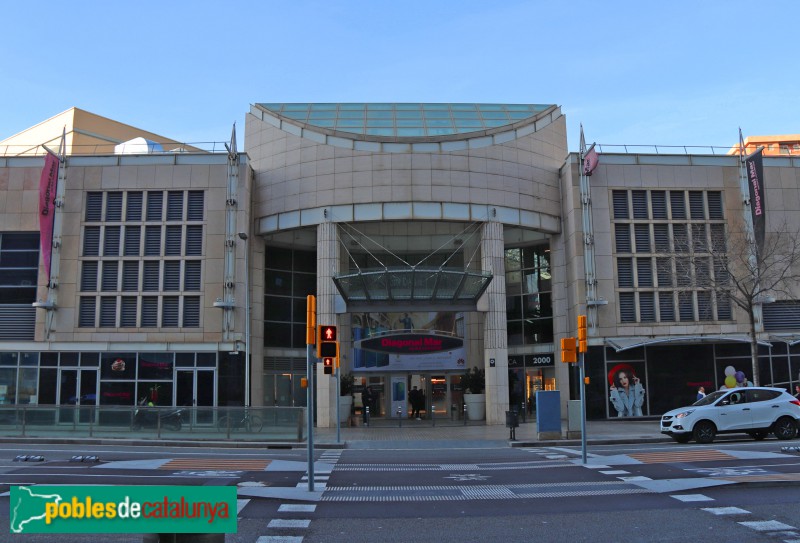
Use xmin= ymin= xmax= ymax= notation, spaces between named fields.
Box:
xmin=323 ymin=357 xmax=334 ymax=375
xmin=317 ymin=325 xmax=339 ymax=367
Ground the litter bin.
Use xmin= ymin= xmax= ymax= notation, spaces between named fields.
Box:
xmin=505 ymin=410 xmax=519 ymax=440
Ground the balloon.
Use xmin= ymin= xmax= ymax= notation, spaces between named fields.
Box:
xmin=724 ymin=366 xmax=736 ymax=377
xmin=725 ymin=376 xmax=736 ymax=388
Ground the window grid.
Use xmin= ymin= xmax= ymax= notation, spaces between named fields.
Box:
xmin=78 ymin=190 xmax=204 ymax=329
xmin=613 ymin=189 xmax=729 ymax=324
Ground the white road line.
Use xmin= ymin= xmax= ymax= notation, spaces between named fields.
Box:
xmin=599 ymin=470 xmax=629 ymax=475
xmin=738 ymin=520 xmax=796 ymax=531
xmin=278 ymin=504 xmax=316 ymax=513
xmin=267 ymin=519 xmax=311 ymax=529
xmin=237 ymin=499 xmax=250 ymax=514
xmin=256 ymin=536 xmax=304 ymax=543
xmin=618 ymin=476 xmax=652 ymax=482
xmin=670 ymin=494 xmax=714 ymax=502
xmin=702 ymin=506 xmax=750 ymax=515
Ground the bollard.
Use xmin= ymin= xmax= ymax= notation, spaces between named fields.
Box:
xmin=431 ymin=404 xmax=435 ymax=427
xmin=521 ymin=401 xmax=527 ymax=423
xmin=365 ymin=405 xmax=370 ymax=427
xmin=397 ymin=406 xmax=402 ymax=427
xmin=463 ymin=403 xmax=467 ymax=425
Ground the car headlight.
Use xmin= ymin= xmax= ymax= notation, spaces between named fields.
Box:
xmin=675 ymin=410 xmax=695 ymax=419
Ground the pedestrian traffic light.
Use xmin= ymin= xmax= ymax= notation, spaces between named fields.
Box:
xmin=561 ymin=337 xmax=577 ymax=363
xmin=577 ymin=314 xmax=587 ymax=353
xmin=317 ymin=325 xmax=339 ymax=368
xmin=323 ymin=357 xmax=334 ymax=375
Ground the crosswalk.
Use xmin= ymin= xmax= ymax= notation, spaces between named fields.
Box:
xmin=159 ymin=458 xmax=272 ymax=471
xmin=627 ymin=449 xmax=736 ymax=464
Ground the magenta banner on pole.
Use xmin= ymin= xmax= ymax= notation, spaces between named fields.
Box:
xmin=38 ymin=152 xmax=59 ymax=282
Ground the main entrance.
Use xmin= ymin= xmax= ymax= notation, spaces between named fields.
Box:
xmin=354 ymin=373 xmax=467 ymax=423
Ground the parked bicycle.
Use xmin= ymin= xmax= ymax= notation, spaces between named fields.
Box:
xmin=217 ymin=410 xmax=263 ymax=432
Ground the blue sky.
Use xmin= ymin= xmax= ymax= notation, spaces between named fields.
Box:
xmin=2 ymin=1 xmax=797 ymax=152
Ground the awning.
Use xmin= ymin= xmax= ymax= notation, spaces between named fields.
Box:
xmin=332 ymin=267 xmax=492 ymax=310
xmin=605 ymin=334 xmax=772 ymax=352
xmin=768 ymin=333 xmax=800 ymax=346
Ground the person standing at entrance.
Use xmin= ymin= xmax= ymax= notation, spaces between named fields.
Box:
xmin=361 ymin=386 xmax=373 ymax=425
xmin=409 ymin=385 xmax=421 ymax=419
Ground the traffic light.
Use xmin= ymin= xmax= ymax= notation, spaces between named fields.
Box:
xmin=306 ymin=296 xmax=316 ymax=345
xmin=317 ymin=325 xmax=339 ymax=368
xmin=560 ymin=337 xmax=577 ymax=363
xmin=323 ymin=357 xmax=334 ymax=375
xmin=577 ymin=314 xmax=587 ymax=353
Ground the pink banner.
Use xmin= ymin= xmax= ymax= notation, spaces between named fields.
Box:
xmin=39 ymin=152 xmax=59 ymax=282
xmin=583 ymin=144 xmax=599 ymax=176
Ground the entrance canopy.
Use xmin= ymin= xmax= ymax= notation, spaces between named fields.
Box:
xmin=333 ymin=267 xmax=492 ymax=311
xmin=605 ymin=334 xmax=773 ymax=352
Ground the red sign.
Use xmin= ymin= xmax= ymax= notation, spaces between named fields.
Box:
xmin=357 ymin=333 xmax=463 ymax=355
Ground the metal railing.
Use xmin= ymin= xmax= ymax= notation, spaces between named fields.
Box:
xmin=0 ymin=142 xmax=233 ymax=157
xmin=0 ymin=405 xmax=306 ymax=442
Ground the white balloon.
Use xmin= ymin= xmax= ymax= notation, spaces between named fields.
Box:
xmin=724 ymin=365 xmax=736 ymax=376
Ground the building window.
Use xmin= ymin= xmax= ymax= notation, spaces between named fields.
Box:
xmin=264 ymin=247 xmax=317 ymax=349
xmin=505 ymin=244 xmax=553 ymax=346
xmin=612 ymin=189 xmax=729 ymax=324
xmin=78 ymin=190 xmax=204 ymax=328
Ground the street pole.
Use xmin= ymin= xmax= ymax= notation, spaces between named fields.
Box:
xmin=307 ymin=343 xmax=315 ymax=492
xmin=579 ymin=352 xmax=587 ymax=464
xmin=238 ymin=233 xmax=250 ymax=407
xmin=336 ymin=368 xmax=341 ymax=444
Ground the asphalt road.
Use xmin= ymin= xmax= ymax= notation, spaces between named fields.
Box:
xmin=1 ymin=439 xmax=799 ymax=542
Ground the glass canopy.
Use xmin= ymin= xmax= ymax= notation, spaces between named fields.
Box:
xmin=332 ymin=267 xmax=492 ymax=308
xmin=257 ymin=103 xmax=551 ymax=138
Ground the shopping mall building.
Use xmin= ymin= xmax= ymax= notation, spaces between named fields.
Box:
xmin=1 ymin=105 xmax=799 ymax=427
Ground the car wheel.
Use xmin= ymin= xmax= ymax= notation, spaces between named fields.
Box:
xmin=672 ymin=434 xmax=692 ymax=444
xmin=693 ymin=421 xmax=716 ymax=444
xmin=773 ymin=417 xmax=798 ymax=440
xmin=748 ymin=430 xmax=769 ymax=441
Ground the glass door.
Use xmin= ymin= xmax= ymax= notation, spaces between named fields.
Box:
xmin=58 ymin=369 xmax=97 ymax=424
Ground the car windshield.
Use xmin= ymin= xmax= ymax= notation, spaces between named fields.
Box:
xmin=693 ymin=390 xmax=726 ymax=406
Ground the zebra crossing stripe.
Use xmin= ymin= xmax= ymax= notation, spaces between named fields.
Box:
xmin=738 ymin=520 xmax=796 ymax=531
xmin=267 ymin=519 xmax=311 ymax=529
xmin=670 ymin=494 xmax=714 ymax=502
xmin=279 ymin=504 xmax=316 ymax=513
xmin=628 ymin=450 xmax=734 ymax=464
xmin=256 ymin=536 xmax=304 ymax=543
xmin=702 ymin=507 xmax=750 ymax=515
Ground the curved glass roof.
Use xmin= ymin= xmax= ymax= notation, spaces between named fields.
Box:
xmin=257 ymin=103 xmax=552 ymax=138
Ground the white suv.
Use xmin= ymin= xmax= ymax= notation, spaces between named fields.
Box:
xmin=661 ymin=387 xmax=800 ymax=444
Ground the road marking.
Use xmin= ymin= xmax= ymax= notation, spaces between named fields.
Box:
xmin=738 ymin=520 xmax=796 ymax=531
xmin=267 ymin=519 xmax=311 ymax=528
xmin=321 ymin=481 xmax=651 ymax=502
xmin=670 ymin=494 xmax=714 ymax=502
xmin=444 ymin=474 xmax=490 ymax=481
xmin=599 ymin=470 xmax=629 ymax=475
xmin=629 ymin=450 xmax=735 ymax=464
xmin=278 ymin=504 xmax=316 ymax=513
xmin=237 ymin=499 xmax=250 ymax=514
xmin=256 ymin=537 xmax=304 ymax=543
xmin=713 ymin=473 xmax=800 ymax=483
xmin=160 ymin=458 xmax=271 ymax=471
xmin=702 ymin=506 xmax=750 ymax=515
xmin=618 ymin=476 xmax=652 ymax=482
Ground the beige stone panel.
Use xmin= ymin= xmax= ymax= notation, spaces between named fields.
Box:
xmin=469 ymin=172 xmax=488 ymax=189
xmin=316 ymin=188 xmax=335 ymax=206
xmin=372 ymin=185 xmax=392 ymax=201
xmin=101 ymin=166 xmax=122 ymax=189
xmin=334 ymin=172 xmax=354 ymax=189
xmin=317 ymin=158 xmax=335 ymax=176
xmin=391 ymin=185 xmax=411 ymax=200
xmin=411 ymin=185 xmax=432 ymax=201
xmin=431 ymin=185 xmax=452 ymax=201
xmin=411 ymin=169 xmax=431 ymax=186
xmin=372 ymin=169 xmax=391 ymax=186
xmin=8 ymin=168 xmax=25 ymax=190
xmin=430 ymin=154 xmax=451 ymax=170
xmin=317 ymin=173 xmax=335 ymax=191
xmin=431 ymin=169 xmax=451 ymax=186
xmin=391 ymin=168 xmax=411 ymax=185
xmin=80 ymin=167 xmax=100 ymax=190
xmin=450 ymin=170 xmax=470 ymax=188
xmin=451 ymin=155 xmax=469 ymax=172
xmin=391 ymin=154 xmax=411 ymax=170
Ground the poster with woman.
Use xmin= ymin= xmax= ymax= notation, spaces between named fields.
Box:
xmin=608 ymin=363 xmax=646 ymax=417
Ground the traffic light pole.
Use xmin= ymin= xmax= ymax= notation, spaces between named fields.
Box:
xmin=306 ymin=343 xmax=315 ymax=492
xmin=579 ymin=352 xmax=587 ymax=464
xmin=336 ymin=368 xmax=341 ymax=444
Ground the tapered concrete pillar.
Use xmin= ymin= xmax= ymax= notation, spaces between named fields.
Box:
xmin=316 ymin=221 xmax=339 ymax=428
xmin=481 ymin=220 xmax=509 ymax=425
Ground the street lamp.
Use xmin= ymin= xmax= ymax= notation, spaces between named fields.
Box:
xmin=238 ymin=232 xmax=250 ymax=407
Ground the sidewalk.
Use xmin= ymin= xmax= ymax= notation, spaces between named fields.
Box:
xmin=312 ymin=418 xmax=669 ymax=449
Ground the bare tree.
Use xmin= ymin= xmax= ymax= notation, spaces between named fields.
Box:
xmin=666 ymin=220 xmax=800 ymax=386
